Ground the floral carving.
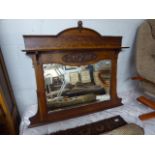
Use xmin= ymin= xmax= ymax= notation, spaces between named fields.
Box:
xmin=62 ymin=53 xmax=97 ymax=63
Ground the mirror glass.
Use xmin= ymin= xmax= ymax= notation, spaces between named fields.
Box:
xmin=43 ymin=60 xmax=111 ymax=112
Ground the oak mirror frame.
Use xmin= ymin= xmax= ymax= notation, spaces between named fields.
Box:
xmin=22 ymin=21 xmax=128 ymax=127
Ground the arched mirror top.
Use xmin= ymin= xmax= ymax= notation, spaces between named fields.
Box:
xmin=22 ymin=21 xmax=128 ymax=53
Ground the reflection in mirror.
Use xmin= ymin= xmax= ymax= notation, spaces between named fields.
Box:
xmin=43 ymin=60 xmax=111 ymax=112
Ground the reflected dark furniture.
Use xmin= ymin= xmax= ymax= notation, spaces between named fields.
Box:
xmin=22 ymin=21 xmax=128 ymax=127
xmin=0 ymin=48 xmax=20 ymax=134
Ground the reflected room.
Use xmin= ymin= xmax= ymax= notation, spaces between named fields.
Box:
xmin=43 ymin=60 xmax=111 ymax=112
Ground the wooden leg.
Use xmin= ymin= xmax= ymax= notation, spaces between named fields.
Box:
xmin=139 ymin=111 xmax=155 ymax=121
xmin=137 ymin=96 xmax=155 ymax=110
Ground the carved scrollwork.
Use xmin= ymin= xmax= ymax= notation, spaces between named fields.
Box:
xmin=62 ymin=53 xmax=97 ymax=63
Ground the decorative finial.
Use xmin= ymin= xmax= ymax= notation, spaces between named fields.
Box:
xmin=78 ymin=20 xmax=83 ymax=29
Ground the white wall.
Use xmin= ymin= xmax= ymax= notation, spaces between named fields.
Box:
xmin=0 ymin=19 xmax=144 ymax=116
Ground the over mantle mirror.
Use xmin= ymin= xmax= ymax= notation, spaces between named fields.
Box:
xmin=22 ymin=21 xmax=128 ymax=127
xmin=43 ymin=60 xmax=111 ymax=112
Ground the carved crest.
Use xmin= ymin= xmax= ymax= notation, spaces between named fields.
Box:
xmin=62 ymin=53 xmax=97 ymax=63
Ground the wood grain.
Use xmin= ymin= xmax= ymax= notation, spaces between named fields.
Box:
xmin=23 ymin=21 xmax=126 ymax=127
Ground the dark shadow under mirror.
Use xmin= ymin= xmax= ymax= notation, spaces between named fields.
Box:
xmin=43 ymin=60 xmax=111 ymax=112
